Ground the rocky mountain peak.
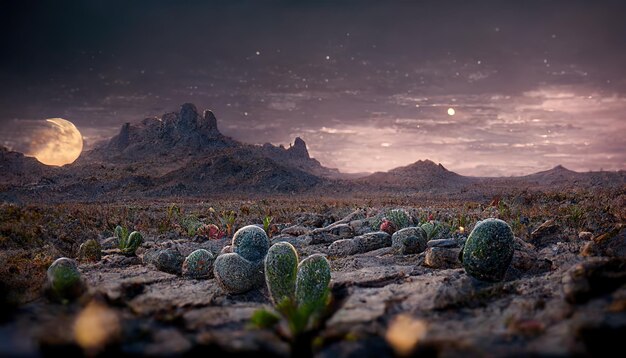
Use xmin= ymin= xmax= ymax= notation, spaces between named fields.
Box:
xmin=287 ymin=137 xmax=310 ymax=159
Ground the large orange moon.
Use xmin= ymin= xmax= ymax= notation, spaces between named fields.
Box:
xmin=31 ymin=118 xmax=84 ymax=166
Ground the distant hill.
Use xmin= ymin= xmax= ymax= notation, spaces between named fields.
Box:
xmin=0 ymin=146 xmax=53 ymax=185
xmin=358 ymin=159 xmax=472 ymax=190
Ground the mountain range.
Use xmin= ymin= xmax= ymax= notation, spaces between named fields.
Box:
xmin=1 ymin=103 xmax=624 ymax=202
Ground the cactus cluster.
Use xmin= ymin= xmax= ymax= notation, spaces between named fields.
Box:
xmin=421 ymin=221 xmax=442 ymax=241
xmin=115 ymin=225 xmax=143 ymax=255
xmin=254 ymin=242 xmax=331 ymax=336
xmin=214 ymin=225 xmax=270 ymax=294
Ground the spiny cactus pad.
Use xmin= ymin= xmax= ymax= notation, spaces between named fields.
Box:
xmin=265 ymin=242 xmax=299 ymax=304
xmin=214 ymin=253 xmax=265 ymax=294
xmin=182 ymin=249 xmax=215 ymax=279
xmin=47 ymin=257 xmax=84 ymax=301
xmin=462 ymin=218 xmax=515 ymax=282
xmin=121 ymin=231 xmax=143 ymax=255
xmin=232 ymin=225 xmax=270 ymax=262
xmin=295 ymin=254 xmax=331 ymax=314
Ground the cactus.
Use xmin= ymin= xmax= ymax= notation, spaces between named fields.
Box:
xmin=462 ymin=218 xmax=514 ymax=282
xmin=295 ymin=254 xmax=331 ymax=318
xmin=380 ymin=219 xmax=397 ymax=235
xmin=233 ymin=225 xmax=270 ymax=262
xmin=253 ymin=243 xmax=331 ymax=343
xmin=78 ymin=239 xmax=102 ymax=262
xmin=47 ymin=257 xmax=85 ymax=302
xmin=214 ymin=225 xmax=270 ymax=294
xmin=115 ymin=225 xmax=142 ymax=255
xmin=182 ymin=249 xmax=215 ymax=279
xmin=265 ymin=242 xmax=298 ymax=304
xmin=421 ymin=221 xmax=442 ymax=241
xmin=386 ymin=209 xmax=411 ymax=230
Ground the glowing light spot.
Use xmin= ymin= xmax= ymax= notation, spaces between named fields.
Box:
xmin=447 ymin=108 xmax=456 ymax=116
xmin=381 ymin=143 xmax=391 ymax=147
xmin=255 ymin=51 xmax=260 ymax=55
xmin=325 ymin=55 xmax=330 ymax=60
xmin=386 ymin=314 xmax=428 ymax=356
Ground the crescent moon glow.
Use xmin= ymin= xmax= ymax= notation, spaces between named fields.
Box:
xmin=32 ymin=118 xmax=84 ymax=166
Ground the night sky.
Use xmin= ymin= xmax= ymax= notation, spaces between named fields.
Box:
xmin=1 ymin=0 xmax=625 ymax=176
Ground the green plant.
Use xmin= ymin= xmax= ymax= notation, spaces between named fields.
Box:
xmin=386 ymin=209 xmax=411 ymax=230
xmin=263 ymin=215 xmax=274 ymax=235
xmin=252 ymin=243 xmax=331 ymax=356
xmin=180 ymin=215 xmax=203 ymax=236
xmin=115 ymin=225 xmax=143 ymax=255
xmin=421 ymin=221 xmax=442 ymax=241
xmin=567 ymin=204 xmax=586 ymax=229
xmin=220 ymin=210 xmax=237 ymax=236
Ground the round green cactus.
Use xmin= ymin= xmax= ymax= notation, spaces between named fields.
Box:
xmin=265 ymin=242 xmax=299 ymax=304
xmin=232 ymin=225 xmax=270 ymax=262
xmin=78 ymin=239 xmax=102 ymax=262
xmin=182 ymin=249 xmax=215 ymax=279
xmin=462 ymin=218 xmax=514 ymax=282
xmin=47 ymin=257 xmax=84 ymax=301
xmin=214 ymin=253 xmax=265 ymax=294
xmin=295 ymin=254 xmax=331 ymax=314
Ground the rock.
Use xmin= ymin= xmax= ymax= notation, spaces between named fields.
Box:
xmin=578 ymin=231 xmax=593 ymax=241
xmin=151 ymin=249 xmax=185 ymax=275
xmin=310 ymin=232 xmax=341 ymax=245
xmin=78 ymin=239 xmax=102 ymax=262
xmin=232 ymin=225 xmax=270 ymax=262
xmin=328 ymin=232 xmax=391 ymax=257
xmin=424 ymin=247 xmax=462 ymax=269
xmin=330 ymin=224 xmax=354 ymax=238
xmin=427 ymin=238 xmax=458 ymax=248
xmin=349 ymin=219 xmax=373 ymax=236
xmin=281 ymin=225 xmax=311 ymax=236
xmin=46 ymin=257 xmax=85 ymax=301
xmin=100 ymin=237 xmax=118 ymax=250
xmin=529 ymin=219 xmax=565 ymax=248
xmin=182 ymin=249 xmax=215 ymax=279
xmin=213 ymin=253 xmax=265 ymax=294
xmin=581 ymin=225 xmax=626 ymax=259
xmin=462 ymin=218 xmax=515 ymax=282
xmin=510 ymin=237 xmax=552 ymax=275
xmin=562 ymin=258 xmax=626 ymax=304
xmin=392 ymin=227 xmax=427 ymax=254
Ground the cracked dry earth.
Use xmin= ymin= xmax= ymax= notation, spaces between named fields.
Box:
xmin=2 ymin=220 xmax=626 ymax=357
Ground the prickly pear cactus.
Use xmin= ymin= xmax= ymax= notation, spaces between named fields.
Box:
xmin=233 ymin=225 xmax=270 ymax=262
xmin=78 ymin=239 xmax=102 ymax=262
xmin=265 ymin=242 xmax=299 ymax=304
xmin=462 ymin=218 xmax=514 ymax=282
xmin=295 ymin=254 xmax=331 ymax=314
xmin=182 ymin=249 xmax=215 ymax=279
xmin=47 ymin=257 xmax=84 ymax=301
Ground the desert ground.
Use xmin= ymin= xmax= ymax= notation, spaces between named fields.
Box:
xmin=1 ymin=186 xmax=625 ymax=357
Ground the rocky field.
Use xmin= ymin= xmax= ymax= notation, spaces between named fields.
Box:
xmin=1 ymin=188 xmax=625 ymax=357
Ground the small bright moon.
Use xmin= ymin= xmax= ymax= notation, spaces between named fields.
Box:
xmin=32 ymin=118 xmax=84 ymax=166
xmin=447 ymin=108 xmax=456 ymax=116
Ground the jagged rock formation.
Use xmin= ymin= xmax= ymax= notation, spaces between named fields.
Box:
xmin=87 ymin=103 xmax=238 ymax=162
